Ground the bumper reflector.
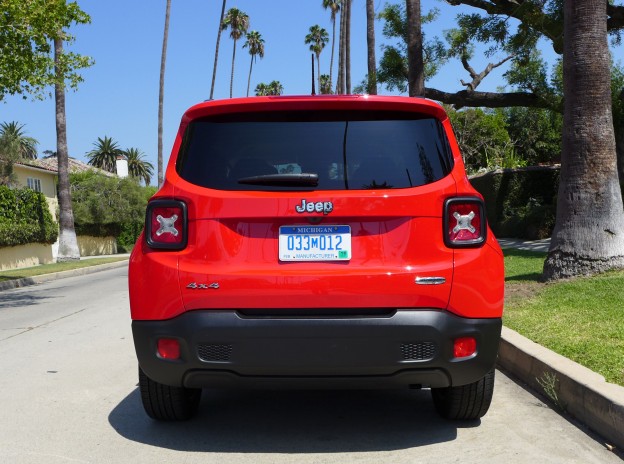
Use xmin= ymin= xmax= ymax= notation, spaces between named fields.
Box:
xmin=454 ymin=337 xmax=477 ymax=358
xmin=157 ymin=338 xmax=181 ymax=360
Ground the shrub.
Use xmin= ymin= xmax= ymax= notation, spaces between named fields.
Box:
xmin=0 ymin=186 xmax=58 ymax=247
xmin=70 ymin=172 xmax=156 ymax=250
xmin=470 ymin=167 xmax=559 ymax=240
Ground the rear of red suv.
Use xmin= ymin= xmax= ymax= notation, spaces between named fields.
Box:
xmin=129 ymin=95 xmax=504 ymax=421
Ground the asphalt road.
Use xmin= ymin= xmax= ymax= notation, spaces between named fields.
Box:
xmin=0 ymin=266 xmax=620 ymax=464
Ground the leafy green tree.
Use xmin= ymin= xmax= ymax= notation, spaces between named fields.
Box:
xmin=305 ymin=25 xmax=329 ymax=93
xmin=243 ymin=30 xmax=265 ymax=97
xmin=502 ymin=107 xmax=563 ymax=166
xmin=222 ymin=8 xmax=250 ymax=98
xmin=0 ymin=0 xmax=92 ymax=100
xmin=322 ymin=0 xmax=340 ymax=92
xmin=125 ymin=148 xmax=154 ymax=186
xmin=70 ymin=171 xmax=154 ymax=247
xmin=375 ymin=3 xmax=446 ymax=94
xmin=255 ymin=81 xmax=283 ymax=96
xmin=87 ymin=136 xmax=124 ymax=173
xmin=447 ymin=107 xmax=514 ymax=172
xmin=0 ymin=122 xmax=39 ymax=159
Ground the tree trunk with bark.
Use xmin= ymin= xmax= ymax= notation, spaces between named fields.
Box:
xmin=366 ymin=0 xmax=377 ymax=95
xmin=337 ymin=2 xmax=346 ymax=94
xmin=345 ymin=0 xmax=352 ymax=94
xmin=54 ymin=36 xmax=80 ymax=262
xmin=543 ymin=0 xmax=624 ymax=280
xmin=210 ymin=0 xmax=227 ymax=100
xmin=406 ymin=0 xmax=424 ymax=97
xmin=158 ymin=0 xmax=171 ymax=188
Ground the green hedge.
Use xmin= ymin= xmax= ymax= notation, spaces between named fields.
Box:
xmin=469 ymin=167 xmax=560 ymax=240
xmin=0 ymin=186 xmax=58 ymax=247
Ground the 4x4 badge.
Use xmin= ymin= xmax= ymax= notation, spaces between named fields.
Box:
xmin=295 ymin=199 xmax=333 ymax=215
xmin=187 ymin=282 xmax=220 ymax=290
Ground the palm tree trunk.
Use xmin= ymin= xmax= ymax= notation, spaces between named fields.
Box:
xmin=329 ymin=14 xmax=336 ymax=91
xmin=317 ymin=54 xmax=321 ymax=94
xmin=158 ymin=0 xmax=171 ymax=188
xmin=366 ymin=0 xmax=377 ymax=94
xmin=337 ymin=3 xmax=346 ymax=94
xmin=210 ymin=0 xmax=227 ymax=100
xmin=247 ymin=55 xmax=254 ymax=97
xmin=543 ymin=0 xmax=624 ymax=280
xmin=406 ymin=0 xmax=424 ymax=96
xmin=54 ymin=36 xmax=80 ymax=262
xmin=345 ymin=0 xmax=352 ymax=94
xmin=230 ymin=39 xmax=237 ymax=98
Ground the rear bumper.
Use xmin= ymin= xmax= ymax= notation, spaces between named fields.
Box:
xmin=132 ymin=309 xmax=501 ymax=389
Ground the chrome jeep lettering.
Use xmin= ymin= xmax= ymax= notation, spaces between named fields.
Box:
xmin=295 ymin=199 xmax=333 ymax=215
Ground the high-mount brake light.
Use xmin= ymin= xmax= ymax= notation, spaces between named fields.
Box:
xmin=443 ymin=197 xmax=486 ymax=248
xmin=145 ymin=199 xmax=188 ymax=250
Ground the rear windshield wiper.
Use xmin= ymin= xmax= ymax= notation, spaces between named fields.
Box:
xmin=237 ymin=173 xmax=319 ymax=187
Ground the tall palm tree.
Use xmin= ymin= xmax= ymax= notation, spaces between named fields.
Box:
xmin=0 ymin=122 xmax=39 ymax=159
xmin=322 ymin=1 xmax=340 ymax=92
xmin=543 ymin=0 xmax=624 ymax=280
xmin=305 ymin=25 xmax=329 ymax=93
xmin=87 ymin=136 xmax=123 ymax=173
xmin=344 ymin=0 xmax=352 ymax=93
xmin=209 ymin=0 xmax=227 ymax=100
xmin=222 ymin=8 xmax=250 ymax=98
xmin=243 ymin=30 xmax=265 ymax=97
xmin=158 ymin=0 xmax=171 ymax=188
xmin=406 ymin=0 xmax=424 ymax=96
xmin=54 ymin=35 xmax=80 ymax=262
xmin=125 ymin=148 xmax=155 ymax=185
xmin=320 ymin=74 xmax=333 ymax=94
xmin=366 ymin=0 xmax=377 ymax=94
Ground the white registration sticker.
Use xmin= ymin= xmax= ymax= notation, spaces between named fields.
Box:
xmin=279 ymin=225 xmax=351 ymax=262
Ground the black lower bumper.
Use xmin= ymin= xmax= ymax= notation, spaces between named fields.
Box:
xmin=132 ymin=309 xmax=502 ymax=389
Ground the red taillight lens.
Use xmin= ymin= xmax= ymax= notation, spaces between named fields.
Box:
xmin=444 ymin=197 xmax=486 ymax=247
xmin=145 ymin=199 xmax=188 ymax=250
xmin=157 ymin=338 xmax=181 ymax=360
xmin=454 ymin=337 xmax=477 ymax=358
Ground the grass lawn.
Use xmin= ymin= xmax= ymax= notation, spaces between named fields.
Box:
xmin=0 ymin=257 xmax=128 ymax=283
xmin=504 ymin=249 xmax=624 ymax=387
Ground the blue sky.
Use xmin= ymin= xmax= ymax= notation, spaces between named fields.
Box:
xmin=1 ymin=1 xmax=620 ymax=184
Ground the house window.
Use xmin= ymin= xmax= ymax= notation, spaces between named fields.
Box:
xmin=27 ymin=177 xmax=42 ymax=192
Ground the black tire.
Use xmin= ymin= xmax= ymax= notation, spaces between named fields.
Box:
xmin=431 ymin=369 xmax=495 ymax=420
xmin=138 ymin=366 xmax=201 ymax=421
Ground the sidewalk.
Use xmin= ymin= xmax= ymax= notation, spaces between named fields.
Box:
xmin=0 ymin=255 xmax=129 ymax=292
xmin=497 ymin=237 xmax=550 ymax=252
xmin=498 ymin=237 xmax=624 ymax=451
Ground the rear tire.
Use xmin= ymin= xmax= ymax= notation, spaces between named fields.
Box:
xmin=431 ymin=369 xmax=495 ymax=420
xmin=138 ymin=366 xmax=201 ymax=421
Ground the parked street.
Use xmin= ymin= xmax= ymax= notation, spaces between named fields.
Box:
xmin=0 ymin=266 xmax=619 ymax=464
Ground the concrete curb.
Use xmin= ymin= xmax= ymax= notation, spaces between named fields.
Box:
xmin=0 ymin=259 xmax=128 ymax=292
xmin=498 ymin=326 xmax=624 ymax=450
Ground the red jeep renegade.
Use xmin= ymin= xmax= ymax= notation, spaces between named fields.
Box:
xmin=129 ymin=95 xmax=504 ymax=421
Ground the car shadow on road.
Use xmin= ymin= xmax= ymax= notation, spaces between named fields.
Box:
xmin=109 ymin=387 xmax=475 ymax=453
xmin=0 ymin=287 xmax=59 ymax=309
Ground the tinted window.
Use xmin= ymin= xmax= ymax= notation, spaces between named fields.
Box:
xmin=176 ymin=111 xmax=453 ymax=191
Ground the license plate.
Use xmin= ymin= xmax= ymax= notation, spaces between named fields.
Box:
xmin=279 ymin=225 xmax=351 ymax=262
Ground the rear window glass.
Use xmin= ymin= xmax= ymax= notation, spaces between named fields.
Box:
xmin=176 ymin=110 xmax=453 ymax=191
